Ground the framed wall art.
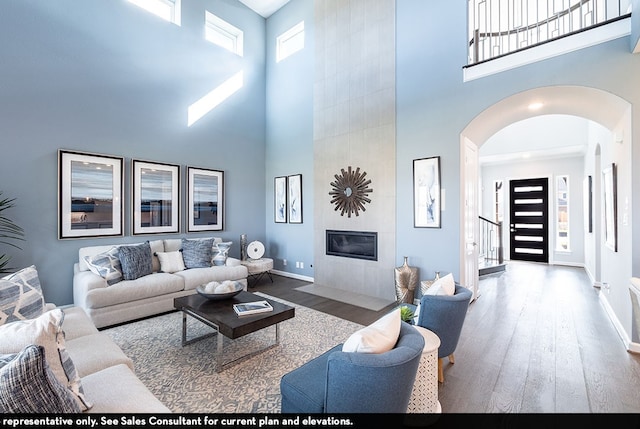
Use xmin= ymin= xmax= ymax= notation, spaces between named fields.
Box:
xmin=288 ymin=174 xmax=303 ymax=224
xmin=413 ymin=156 xmax=441 ymax=228
xmin=602 ymin=163 xmax=617 ymax=252
xmin=187 ymin=167 xmax=224 ymax=232
xmin=58 ymin=149 xmax=124 ymax=239
xmin=132 ymin=159 xmax=180 ymax=235
xmin=274 ymin=176 xmax=287 ymax=223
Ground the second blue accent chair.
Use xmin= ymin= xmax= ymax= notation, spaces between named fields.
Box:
xmin=416 ymin=284 xmax=472 ymax=383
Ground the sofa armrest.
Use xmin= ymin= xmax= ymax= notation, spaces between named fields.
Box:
xmin=73 ymin=270 xmax=108 ymax=309
xmin=226 ymin=257 xmax=241 ymax=267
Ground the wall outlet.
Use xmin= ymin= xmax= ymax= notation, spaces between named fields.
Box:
xmin=300 ymin=262 xmax=304 ymax=269
xmin=283 ymin=259 xmax=287 ymax=266
xmin=295 ymin=262 xmax=300 ymax=268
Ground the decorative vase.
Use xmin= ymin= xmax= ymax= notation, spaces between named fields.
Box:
xmin=240 ymin=234 xmax=247 ymax=261
xmin=213 ymin=242 xmax=232 ymax=266
xmin=420 ymin=271 xmax=440 ymax=296
xmin=394 ymin=256 xmax=418 ymax=304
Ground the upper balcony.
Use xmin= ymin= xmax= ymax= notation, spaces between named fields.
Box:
xmin=464 ymin=0 xmax=632 ymax=81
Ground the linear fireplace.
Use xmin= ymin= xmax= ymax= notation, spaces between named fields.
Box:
xmin=326 ymin=230 xmax=377 ymax=261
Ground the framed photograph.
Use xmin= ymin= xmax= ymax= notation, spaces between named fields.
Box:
xmin=58 ymin=150 xmax=124 ymax=239
xmin=413 ymin=156 xmax=441 ymax=228
xmin=288 ymin=174 xmax=302 ymax=224
xmin=602 ymin=163 xmax=617 ymax=252
xmin=274 ymin=176 xmax=287 ymax=223
xmin=132 ymin=159 xmax=180 ymax=235
xmin=187 ymin=167 xmax=224 ymax=232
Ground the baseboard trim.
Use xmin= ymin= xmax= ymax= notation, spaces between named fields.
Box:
xmin=271 ymin=269 xmax=314 ymax=283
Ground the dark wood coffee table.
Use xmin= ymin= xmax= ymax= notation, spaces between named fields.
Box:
xmin=173 ymin=291 xmax=295 ymax=372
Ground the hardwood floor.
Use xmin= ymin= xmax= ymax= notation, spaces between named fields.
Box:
xmin=252 ymin=262 xmax=640 ymax=413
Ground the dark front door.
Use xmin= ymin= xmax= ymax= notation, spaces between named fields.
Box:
xmin=509 ymin=178 xmax=549 ymax=263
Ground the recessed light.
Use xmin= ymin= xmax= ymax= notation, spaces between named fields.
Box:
xmin=528 ymin=102 xmax=544 ymax=110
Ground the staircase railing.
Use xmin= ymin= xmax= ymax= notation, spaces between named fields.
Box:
xmin=479 ymin=216 xmax=503 ymax=267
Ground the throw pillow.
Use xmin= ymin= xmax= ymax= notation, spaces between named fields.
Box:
xmin=342 ymin=307 xmax=401 ymax=354
xmin=0 ymin=345 xmax=82 ymax=413
xmin=181 ymin=238 xmax=214 ymax=269
xmin=0 ymin=265 xmax=45 ymax=326
xmin=0 ymin=308 xmax=92 ymax=411
xmin=423 ymin=273 xmax=456 ymax=296
xmin=155 ymin=250 xmax=186 ymax=274
xmin=83 ymin=247 xmax=123 ymax=285
xmin=118 ymin=242 xmax=153 ymax=281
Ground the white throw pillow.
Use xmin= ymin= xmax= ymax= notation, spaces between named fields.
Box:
xmin=424 ymin=273 xmax=456 ymax=296
xmin=342 ymin=308 xmax=401 ymax=354
xmin=155 ymin=251 xmax=186 ymax=273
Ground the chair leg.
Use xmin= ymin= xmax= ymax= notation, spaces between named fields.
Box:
xmin=448 ymin=353 xmax=455 ymax=364
xmin=438 ymin=358 xmax=444 ymax=383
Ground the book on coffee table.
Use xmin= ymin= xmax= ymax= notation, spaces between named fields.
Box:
xmin=233 ymin=300 xmax=273 ymax=316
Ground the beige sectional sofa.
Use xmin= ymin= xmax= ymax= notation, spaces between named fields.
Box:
xmin=61 ymin=306 xmax=171 ymax=413
xmin=74 ymin=237 xmax=249 ymax=328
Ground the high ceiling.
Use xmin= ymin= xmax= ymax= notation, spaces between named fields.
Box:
xmin=238 ymin=0 xmax=291 ymax=18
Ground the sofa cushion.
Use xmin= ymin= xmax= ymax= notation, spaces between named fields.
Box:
xmin=0 ymin=309 xmax=92 ymax=410
xmin=118 ymin=242 xmax=153 ymax=281
xmin=65 ymin=333 xmax=134 ymax=377
xmin=181 ymin=238 xmax=214 ymax=269
xmin=0 ymin=345 xmax=82 ymax=413
xmin=155 ymin=250 xmax=186 ymax=273
xmin=83 ymin=247 xmax=123 ymax=285
xmin=0 ymin=265 xmax=45 ymax=326
xmin=342 ymin=307 xmax=401 ymax=354
xmin=83 ymin=273 xmax=185 ymax=309
xmin=81 ymin=364 xmax=171 ymax=413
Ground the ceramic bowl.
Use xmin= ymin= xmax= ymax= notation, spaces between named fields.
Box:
xmin=196 ymin=281 xmax=243 ymax=300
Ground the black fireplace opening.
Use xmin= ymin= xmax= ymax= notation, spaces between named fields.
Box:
xmin=326 ymin=230 xmax=377 ymax=261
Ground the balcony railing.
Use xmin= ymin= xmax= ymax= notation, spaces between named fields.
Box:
xmin=468 ymin=0 xmax=629 ymax=64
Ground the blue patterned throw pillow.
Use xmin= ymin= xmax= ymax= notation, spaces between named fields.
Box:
xmin=118 ymin=242 xmax=153 ymax=281
xmin=84 ymin=247 xmax=123 ymax=285
xmin=181 ymin=238 xmax=214 ymax=269
xmin=0 ymin=345 xmax=82 ymax=413
xmin=0 ymin=265 xmax=45 ymax=326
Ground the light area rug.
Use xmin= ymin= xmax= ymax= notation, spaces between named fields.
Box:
xmin=294 ymin=284 xmax=395 ymax=311
xmin=102 ymin=293 xmax=364 ymax=413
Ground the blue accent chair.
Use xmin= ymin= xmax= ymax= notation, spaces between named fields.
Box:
xmin=279 ymin=322 xmax=425 ymax=413
xmin=416 ymin=284 xmax=472 ymax=383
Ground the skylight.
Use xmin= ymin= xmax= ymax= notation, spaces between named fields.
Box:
xmin=205 ymin=11 xmax=244 ymax=56
xmin=127 ymin=0 xmax=181 ymax=26
xmin=187 ymin=71 xmax=244 ymax=127
xmin=276 ymin=21 xmax=304 ymax=62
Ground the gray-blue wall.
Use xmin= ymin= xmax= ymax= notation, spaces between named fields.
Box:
xmin=0 ymin=0 xmax=267 ymax=305
xmin=264 ymin=0 xmax=315 ymax=279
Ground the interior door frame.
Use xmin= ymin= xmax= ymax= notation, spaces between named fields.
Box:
xmin=460 ymin=137 xmax=479 ymax=301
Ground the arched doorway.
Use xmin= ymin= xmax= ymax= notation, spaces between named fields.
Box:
xmin=459 ymin=85 xmax=631 ymax=300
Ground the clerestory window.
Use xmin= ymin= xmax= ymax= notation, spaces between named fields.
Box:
xmin=127 ymin=0 xmax=181 ymax=26
xmin=205 ymin=11 xmax=244 ymax=57
xmin=276 ymin=21 xmax=304 ymax=63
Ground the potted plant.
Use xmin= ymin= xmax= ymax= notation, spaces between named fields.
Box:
xmin=0 ymin=192 xmax=25 ymax=274
xmin=399 ymin=305 xmax=415 ymax=324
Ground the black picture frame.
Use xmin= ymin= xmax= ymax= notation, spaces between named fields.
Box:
xmin=58 ymin=149 xmax=124 ymax=239
xmin=274 ymin=176 xmax=287 ymax=223
xmin=413 ymin=156 xmax=441 ymax=228
xmin=187 ymin=166 xmax=224 ymax=232
xmin=132 ymin=159 xmax=180 ymax=235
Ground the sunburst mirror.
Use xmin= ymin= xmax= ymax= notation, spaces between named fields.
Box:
xmin=329 ymin=166 xmax=373 ymax=217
